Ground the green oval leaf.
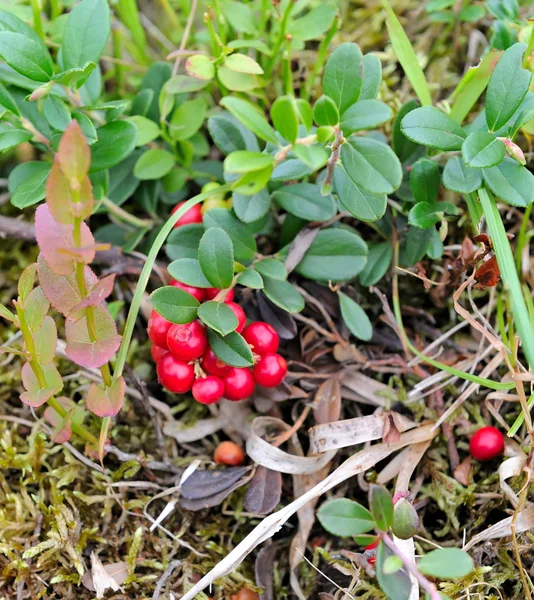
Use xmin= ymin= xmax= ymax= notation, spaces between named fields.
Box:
xmin=166 ymin=224 xmax=204 ymax=260
xmin=90 ymin=120 xmax=138 ymax=172
xmin=410 ymin=158 xmax=440 ymax=204
xmin=224 ymin=150 xmax=273 ymax=174
xmin=462 ymin=131 xmax=505 ymax=168
xmin=271 ymin=95 xmax=299 ymax=143
xmin=341 ymin=99 xmax=392 ymax=134
xmin=323 ymin=42 xmax=363 ymax=113
xmin=220 ymin=96 xmax=278 ymax=144
xmin=232 ymin=189 xmax=271 ymax=223
xmin=203 ymin=208 xmax=257 ymax=263
xmin=261 ymin=277 xmax=304 ymax=313
xmin=198 ymin=301 xmax=238 ymax=335
xmin=168 ymin=258 xmax=213 ymax=288
xmin=442 ymin=156 xmax=482 ymax=193
xmin=359 ymin=242 xmax=393 ymax=287
xmin=369 ymin=484 xmax=394 ymax=531
xmin=376 ymin=542 xmax=413 ymax=600
xmin=133 ymin=148 xmax=175 ymax=180
xmin=400 ymin=106 xmax=466 ymax=151
xmin=482 ymin=158 xmax=534 ymax=207
xmin=313 ymin=95 xmax=340 ymax=126
xmin=207 ymin=329 xmax=254 ymax=367
xmin=360 ymin=54 xmax=382 ymax=100
xmin=338 ymin=292 xmax=373 ymax=341
xmin=317 ymin=498 xmax=374 ymax=537
xmin=273 ymin=183 xmax=337 ymax=222
xmin=186 ymin=54 xmax=215 ymax=80
xmin=149 ymin=285 xmax=199 ymax=324
xmin=237 ymin=269 xmax=264 ymax=289
xmin=417 ymin=548 xmax=474 ymax=579
xmin=198 ymin=228 xmax=234 ymax=289
xmin=254 ymin=258 xmax=287 ymax=281
xmin=333 ymin=164 xmax=387 ymax=222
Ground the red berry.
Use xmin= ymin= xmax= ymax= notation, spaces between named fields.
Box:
xmin=227 ymin=301 xmax=246 ymax=333
xmin=192 ymin=376 xmax=224 ymax=404
xmin=151 ymin=344 xmax=168 ymax=363
xmin=252 ymin=353 xmax=287 ymax=387
xmin=368 ymin=556 xmax=376 ymax=566
xmin=213 ymin=441 xmax=245 ymax=466
xmin=204 ymin=287 xmax=235 ymax=303
xmin=223 ymin=367 xmax=255 ymax=401
xmin=170 ymin=280 xmax=205 ymax=302
xmin=469 ymin=426 xmax=504 ymax=461
xmin=167 ymin=321 xmax=207 ymax=361
xmin=242 ymin=321 xmax=279 ymax=356
xmin=148 ymin=310 xmax=172 ymax=349
xmin=171 ymin=201 xmax=203 ymax=228
xmin=365 ymin=540 xmax=379 ymax=565
xmin=201 ymin=347 xmax=232 ymax=377
xmin=365 ymin=540 xmax=379 ymax=551
xmin=157 ymin=353 xmax=195 ymax=393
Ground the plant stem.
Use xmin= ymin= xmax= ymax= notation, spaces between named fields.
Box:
xmin=380 ymin=533 xmax=441 ymax=600
xmin=478 ymin=187 xmax=534 ymax=434
xmin=31 ymin=0 xmax=44 ymax=40
xmin=265 ymin=0 xmax=293 ymax=78
xmin=515 ymin=203 xmax=532 ymax=273
xmin=112 ymin=183 xmax=233 ymax=384
xmin=100 ymin=197 xmax=155 ymax=229
xmin=391 ymin=241 xmax=514 ymax=391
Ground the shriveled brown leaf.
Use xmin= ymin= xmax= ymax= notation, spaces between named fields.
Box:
xmin=313 ymin=378 xmax=341 ymax=425
xmin=244 ymin=466 xmax=282 ymax=514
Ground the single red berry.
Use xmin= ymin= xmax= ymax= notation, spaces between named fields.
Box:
xmin=213 ymin=441 xmax=246 ymax=466
xmin=148 ymin=310 xmax=172 ymax=349
xmin=368 ymin=556 xmax=376 ymax=566
xmin=157 ymin=353 xmax=195 ymax=393
xmin=242 ymin=321 xmax=279 ymax=356
xmin=469 ymin=425 xmax=504 ymax=461
xmin=252 ymin=353 xmax=287 ymax=387
xmin=170 ymin=279 xmax=205 ymax=302
xmin=365 ymin=540 xmax=379 ymax=565
xmin=192 ymin=376 xmax=224 ymax=404
xmin=167 ymin=321 xmax=207 ymax=361
xmin=201 ymin=347 xmax=232 ymax=377
xmin=171 ymin=201 xmax=203 ymax=228
xmin=226 ymin=301 xmax=246 ymax=333
xmin=223 ymin=367 xmax=255 ymax=401
xmin=151 ymin=344 xmax=168 ymax=363
xmin=204 ymin=287 xmax=235 ymax=303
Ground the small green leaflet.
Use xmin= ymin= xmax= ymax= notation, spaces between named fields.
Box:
xmin=442 ymin=156 xmax=482 ymax=193
xmin=254 ymin=258 xmax=287 ymax=281
xmin=220 ymin=97 xmax=278 ymax=144
xmin=168 ymin=258 xmax=213 ymax=288
xmin=338 ymin=292 xmax=373 ymax=341
xmin=273 ymin=183 xmax=336 ymax=222
xmin=462 ymin=131 xmax=504 ymax=168
xmin=340 ymin=99 xmax=392 ymax=134
xmin=410 ymin=158 xmax=440 ymax=204
xmin=482 ymin=158 xmax=534 ymax=208
xmin=198 ymin=301 xmax=238 ymax=335
xmin=417 ymin=548 xmax=474 ymax=579
xmin=323 ymin=42 xmax=363 ymax=113
xmin=149 ymin=285 xmax=200 ymax=325
xmin=207 ymin=329 xmax=254 ymax=367
xmin=133 ymin=148 xmax=175 ymax=180
xmin=198 ymin=228 xmax=234 ymax=289
xmin=401 ymin=106 xmax=466 ymax=151
xmin=334 ymin=164 xmax=387 ymax=222
xmin=237 ymin=269 xmax=263 ymax=289
xmin=261 ymin=277 xmax=304 ymax=313
xmin=369 ymin=485 xmax=394 ymax=531
xmin=317 ymin=498 xmax=375 ymax=537
xmin=271 ymin=95 xmax=299 ymax=143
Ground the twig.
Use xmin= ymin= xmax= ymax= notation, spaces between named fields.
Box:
xmin=323 ymin=127 xmax=344 ymax=190
xmin=105 ymin=445 xmax=182 ymax=475
xmin=292 ymin=313 xmax=338 ymax=342
xmin=152 ymin=559 xmax=182 ymax=600
xmin=381 ymin=533 xmax=441 ymax=600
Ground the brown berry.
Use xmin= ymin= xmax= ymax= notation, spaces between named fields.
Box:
xmin=213 ymin=441 xmax=245 ymax=466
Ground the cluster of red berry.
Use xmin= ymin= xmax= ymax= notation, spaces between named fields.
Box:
xmin=148 ymin=282 xmax=288 ymax=405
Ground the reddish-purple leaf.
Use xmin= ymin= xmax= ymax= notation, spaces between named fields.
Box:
xmin=23 ymin=286 xmax=49 ymax=332
xmin=46 ymin=159 xmax=94 ymax=225
xmin=86 ymin=376 xmax=126 ymax=417
xmin=35 ymin=205 xmax=95 ymax=275
xmin=18 ymin=263 xmax=37 ymax=301
xmin=52 ymin=418 xmax=72 ymax=443
xmin=38 ymin=255 xmax=98 ymax=318
xmin=44 ymin=396 xmax=85 ymax=428
xmin=20 ymin=361 xmax=62 ymax=407
xmin=243 ymin=466 xmax=282 ymax=514
xmin=65 ymin=306 xmax=121 ymax=368
xmin=56 ymin=120 xmax=91 ymax=188
xmin=33 ymin=316 xmax=57 ymax=364
xmin=73 ymin=275 xmax=115 ymax=311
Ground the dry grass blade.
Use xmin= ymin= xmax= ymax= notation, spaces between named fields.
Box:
xmin=341 ymin=371 xmax=397 ymax=407
xmin=181 ymin=424 xmax=438 ymax=600
xmin=464 ymin=504 xmax=534 ymax=551
xmin=309 ymin=412 xmax=416 ymax=453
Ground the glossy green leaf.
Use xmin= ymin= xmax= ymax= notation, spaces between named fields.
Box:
xmin=313 ymin=95 xmax=340 ymax=126
xmin=208 ymin=113 xmax=252 ymax=155
xmin=323 ymin=42 xmax=363 ymax=113
xmin=0 ymin=128 xmax=31 ymax=152
xmin=296 ymin=98 xmax=313 ymax=131
xmin=203 ymin=208 xmax=257 ymax=263
xmin=133 ymin=148 xmax=175 ymax=180
xmin=341 ymin=137 xmax=402 ymax=194
xmin=273 ymin=183 xmax=336 ymax=222
xmin=376 ymin=542 xmax=412 ymax=600
xmin=90 ymin=120 xmax=138 ymax=172
xmin=232 ymin=189 xmax=271 ymax=223
xmin=392 ymin=99 xmax=420 ymax=163
xmin=341 ymin=99 xmax=392 ymax=134
xmin=168 ymin=258 xmax=213 ymax=288
xmin=317 ymin=498 xmax=374 ymax=537
xmin=482 ymin=158 xmax=534 ymax=207
xmin=237 ymin=269 xmax=264 ymax=289
xmin=254 ymin=258 xmax=287 ymax=281
xmin=207 ymin=329 xmax=254 ymax=367
xmin=62 ymin=0 xmax=110 ymax=71
xmin=486 ymin=43 xmax=530 ymax=131
xmin=381 ymin=0 xmax=432 ymax=106
xmin=401 ymin=227 xmax=433 ymax=265
xmin=217 ymin=66 xmax=258 ymax=92
xmin=462 ymin=131 xmax=505 ymax=168
xmin=224 ymin=53 xmax=263 ymax=74
xmin=271 ymin=95 xmax=299 ymax=144
xmin=271 ymin=159 xmax=314 ymax=181
xmin=169 ymin=97 xmax=207 ymax=141
xmin=261 ymin=277 xmax=304 ymax=313
xmin=442 ymin=156 xmax=482 ymax=193
xmin=198 ymin=227 xmax=234 ymax=289
xmin=221 ymin=0 xmax=256 ymax=34
xmin=294 ymin=228 xmax=368 ymax=282
xmin=360 ymin=54 xmax=382 ymax=100
xmin=400 ymin=106 xmax=466 ymax=150
xmin=334 ymin=164 xmax=387 ymax=222
xmin=166 ymin=224 xmax=204 ymax=260
xmin=408 ymin=202 xmax=444 ymax=229
xmin=0 ymin=10 xmax=53 ymax=81
xmin=292 ymin=145 xmax=328 ymax=171
xmin=220 ymin=97 xmax=277 ymax=144
xmin=149 ymin=285 xmax=199 ymax=324
xmin=165 ymin=74 xmax=209 ymax=94
xmin=359 ymin=242 xmax=392 ymax=286
xmin=224 ymin=151 xmax=273 ymax=174
xmin=410 ymin=158 xmax=440 ymax=204
xmin=370 ymin=484 xmax=394 ymax=531
xmin=0 ymin=82 xmax=19 ymax=115
xmin=198 ymin=301 xmax=238 ymax=335
xmin=128 ymin=115 xmax=161 ymax=146
xmin=186 ymin=54 xmax=215 ymax=80
xmin=10 ymin=162 xmax=51 ymax=209
xmin=418 ymin=548 xmax=474 ymax=579
xmin=288 ymin=3 xmax=337 ymax=41
xmin=338 ymin=292 xmax=372 ymax=341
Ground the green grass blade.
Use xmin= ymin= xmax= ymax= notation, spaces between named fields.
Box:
xmin=381 ymin=0 xmax=432 ymax=106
